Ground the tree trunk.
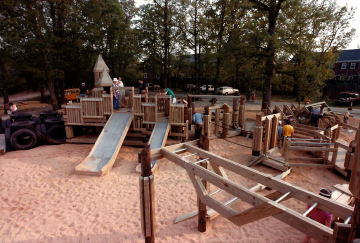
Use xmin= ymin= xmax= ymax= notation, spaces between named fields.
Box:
xmin=0 ymin=57 xmax=9 ymax=114
xmin=164 ymin=0 xmax=169 ymax=88
xmin=44 ymin=57 xmax=59 ymax=111
xmin=214 ymin=0 xmax=226 ymax=94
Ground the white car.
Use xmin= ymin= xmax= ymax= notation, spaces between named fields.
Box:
xmin=217 ymin=86 xmax=239 ymax=95
xmin=200 ymin=85 xmax=214 ymax=92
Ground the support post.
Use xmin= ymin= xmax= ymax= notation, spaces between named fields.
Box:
xmin=239 ymin=97 xmax=245 ymax=131
xmin=223 ymin=103 xmax=230 ymax=113
xmin=203 ymin=115 xmax=210 ymax=137
xmin=188 ymin=108 xmax=193 ymax=130
xmin=252 ymin=113 xmax=263 ymax=156
xmin=139 ymin=145 xmax=155 ymax=243
xmin=222 ymin=113 xmax=231 ymax=138
xmin=198 ymin=134 xmax=209 ymax=232
xmin=214 ymin=108 xmax=220 ymax=135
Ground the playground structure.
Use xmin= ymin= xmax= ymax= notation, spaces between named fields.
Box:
xmin=139 ymin=130 xmax=359 ymax=243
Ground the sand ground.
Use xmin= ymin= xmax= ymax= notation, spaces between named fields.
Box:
xmin=0 ymin=114 xmax=358 ymax=243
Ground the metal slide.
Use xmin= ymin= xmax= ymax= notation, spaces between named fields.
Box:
xmin=75 ymin=112 xmax=133 ymax=176
xmin=136 ymin=121 xmax=170 ymax=173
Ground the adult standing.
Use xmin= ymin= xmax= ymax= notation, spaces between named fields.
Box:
xmin=79 ymin=83 xmax=88 ymax=97
xmin=118 ymin=77 xmax=125 ymax=104
xmin=192 ymin=112 xmax=203 ymax=139
xmin=310 ymin=106 xmax=320 ymax=127
xmin=138 ymin=79 xmax=148 ymax=94
xmin=158 ymin=85 xmax=176 ymax=104
xmin=112 ymin=78 xmax=119 ymax=110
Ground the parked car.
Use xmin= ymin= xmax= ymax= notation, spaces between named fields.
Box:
xmin=217 ymin=86 xmax=239 ymax=95
xmin=147 ymin=83 xmax=160 ymax=90
xmin=335 ymin=92 xmax=359 ymax=106
xmin=200 ymin=85 xmax=214 ymax=93
xmin=182 ymin=84 xmax=196 ymax=92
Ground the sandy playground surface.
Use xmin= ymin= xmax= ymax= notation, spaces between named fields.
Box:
xmin=0 ymin=114 xmax=358 ymax=243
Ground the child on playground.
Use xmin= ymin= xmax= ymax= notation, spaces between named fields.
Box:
xmin=344 ymin=107 xmax=353 ymax=124
xmin=158 ymin=85 xmax=176 ymax=104
xmin=302 ymin=188 xmax=333 ymax=243
xmin=282 ymin=119 xmax=294 ymax=138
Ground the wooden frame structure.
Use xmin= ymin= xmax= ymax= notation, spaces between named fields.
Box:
xmin=146 ymin=140 xmax=354 ymax=242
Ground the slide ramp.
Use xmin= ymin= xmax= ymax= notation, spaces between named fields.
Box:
xmin=75 ymin=112 xmax=133 ymax=176
xmin=136 ymin=121 xmax=170 ymax=173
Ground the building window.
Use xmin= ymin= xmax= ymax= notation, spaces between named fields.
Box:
xmin=340 ymin=75 xmax=344 ymax=80
xmin=350 ymin=63 xmax=356 ymax=69
xmin=341 ymin=63 xmax=347 ymax=69
xmin=349 ymin=75 xmax=353 ymax=80
xmin=156 ymin=74 xmax=160 ymax=79
xmin=144 ymin=73 xmax=148 ymax=78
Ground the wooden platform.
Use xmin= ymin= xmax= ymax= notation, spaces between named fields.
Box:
xmin=329 ymin=139 xmax=349 ymax=177
xmin=0 ymin=134 xmax=5 ymax=155
xmin=74 ymin=112 xmax=133 ymax=176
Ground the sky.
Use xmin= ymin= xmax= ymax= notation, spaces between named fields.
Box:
xmin=133 ymin=0 xmax=360 ymax=49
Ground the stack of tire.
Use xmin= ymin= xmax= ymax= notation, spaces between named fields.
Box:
xmin=1 ymin=110 xmax=66 ymax=151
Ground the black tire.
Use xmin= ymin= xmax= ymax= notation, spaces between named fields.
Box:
xmin=10 ymin=113 xmax=32 ymax=121
xmin=10 ymin=128 xmax=38 ymax=150
xmin=15 ymin=118 xmax=32 ymax=122
xmin=10 ymin=121 xmax=37 ymax=132
xmin=6 ymin=119 xmax=11 ymax=128
xmin=43 ymin=115 xmax=57 ymax=122
xmin=41 ymin=124 xmax=47 ymax=136
xmin=45 ymin=118 xmax=64 ymax=126
xmin=32 ymin=116 xmax=38 ymax=124
xmin=225 ymin=92 xmax=228 ymax=96
xmin=234 ymin=92 xmax=239 ymax=96
xmin=36 ymin=124 xmax=42 ymax=137
xmin=46 ymin=124 xmax=66 ymax=144
xmin=5 ymin=128 xmax=12 ymax=150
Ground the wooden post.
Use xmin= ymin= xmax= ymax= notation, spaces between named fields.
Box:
xmin=198 ymin=134 xmax=209 ymax=232
xmin=65 ymin=126 xmax=74 ymax=139
xmin=188 ymin=108 xmax=193 ymax=130
xmin=188 ymin=95 xmax=192 ymax=110
xmin=262 ymin=102 xmax=268 ymax=116
xmin=333 ymin=223 xmax=351 ymax=243
xmin=223 ymin=103 xmax=230 ymax=113
xmin=263 ymin=117 xmax=272 ymax=154
xmin=222 ymin=113 xmax=231 ymax=138
xmin=233 ymin=97 xmax=239 ymax=112
xmin=324 ymin=128 xmax=331 ymax=164
xmin=270 ymin=115 xmax=279 ymax=149
xmin=191 ymin=102 xmax=196 ymax=114
xmin=203 ymin=115 xmax=210 ymax=137
xmin=239 ymin=97 xmax=245 ymax=131
xmin=214 ymin=108 xmax=220 ymax=135
xmin=252 ymin=113 xmax=263 ymax=156
xmin=139 ymin=145 xmax=155 ymax=243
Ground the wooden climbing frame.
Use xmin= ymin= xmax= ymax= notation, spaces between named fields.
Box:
xmin=151 ymin=141 xmax=354 ymax=242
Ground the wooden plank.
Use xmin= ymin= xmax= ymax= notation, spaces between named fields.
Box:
xmin=288 ymin=157 xmax=325 ymax=162
xmin=289 ymin=146 xmax=337 ymax=152
xmin=248 ymin=154 xmax=267 ymax=167
xmin=288 ymin=163 xmax=334 ymax=169
xmin=182 ymin=144 xmax=354 ymax=219
xmin=334 ymin=165 xmax=348 ymax=177
xmin=333 ymin=184 xmax=352 ymax=196
xmin=228 ymin=201 xmax=285 ymax=227
xmin=349 ymin=123 xmax=360 ymax=198
xmin=262 ymin=160 xmax=289 ymax=172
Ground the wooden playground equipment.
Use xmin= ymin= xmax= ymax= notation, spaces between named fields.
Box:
xmin=56 ymin=55 xmax=360 ymax=242
xmin=139 ymin=129 xmax=359 ymax=242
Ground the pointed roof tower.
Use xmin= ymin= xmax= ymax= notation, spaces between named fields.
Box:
xmin=93 ymin=54 xmax=110 ymax=73
xmin=96 ymin=68 xmax=113 ymax=87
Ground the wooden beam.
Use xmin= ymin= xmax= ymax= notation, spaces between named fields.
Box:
xmin=183 ymin=144 xmax=353 ymax=219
